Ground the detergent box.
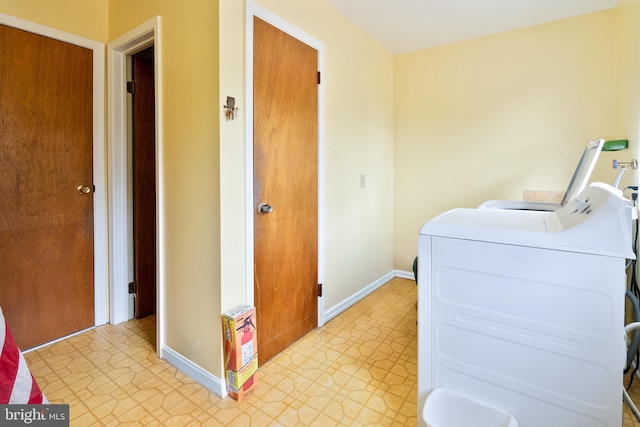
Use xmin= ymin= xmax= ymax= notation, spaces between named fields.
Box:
xmin=227 ymin=371 xmax=259 ymax=401
xmin=222 ymin=305 xmax=257 ymax=371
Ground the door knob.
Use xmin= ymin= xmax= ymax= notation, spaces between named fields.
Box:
xmin=258 ymin=202 xmax=273 ymax=214
xmin=77 ymin=185 xmax=92 ymax=195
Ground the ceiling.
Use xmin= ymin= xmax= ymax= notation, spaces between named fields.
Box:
xmin=326 ymin=0 xmax=619 ymax=54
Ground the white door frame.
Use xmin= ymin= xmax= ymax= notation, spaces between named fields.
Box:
xmin=245 ymin=2 xmax=326 ymax=326
xmin=0 ymin=13 xmax=108 ymax=327
xmin=108 ymin=16 xmax=165 ymax=354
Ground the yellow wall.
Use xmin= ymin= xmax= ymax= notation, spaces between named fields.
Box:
xmin=1 ymin=0 xmax=225 ymax=378
xmin=218 ymin=0 xmax=247 ymax=325
xmin=109 ymin=0 xmax=222 ymax=375
xmin=394 ymin=10 xmax=619 ymax=270
xmin=258 ymin=0 xmax=395 ymax=310
xmin=3 ymin=0 xmax=639 ymax=388
xmin=0 ymin=0 xmax=108 ymax=42
xmin=615 ymin=0 xmax=640 ymax=189
xmin=220 ymin=0 xmax=396 ymax=313
xmin=0 ymin=0 xmax=394 ymax=383
xmin=111 ymin=0 xmax=395 ymax=378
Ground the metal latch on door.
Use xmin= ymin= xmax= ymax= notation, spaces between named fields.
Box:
xmin=257 ymin=202 xmax=273 ymax=214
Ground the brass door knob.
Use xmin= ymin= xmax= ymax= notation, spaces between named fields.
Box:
xmin=77 ymin=185 xmax=92 ymax=195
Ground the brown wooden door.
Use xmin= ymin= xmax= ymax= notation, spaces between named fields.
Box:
xmin=132 ymin=50 xmax=156 ymax=319
xmin=0 ymin=25 xmax=94 ymax=349
xmin=253 ymin=17 xmax=318 ymax=364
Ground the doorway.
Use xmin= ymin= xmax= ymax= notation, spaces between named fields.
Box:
xmin=0 ymin=14 xmax=107 ymax=349
xmin=0 ymin=24 xmax=94 ymax=349
xmin=130 ymin=46 xmax=157 ymax=320
xmin=249 ymin=9 xmax=326 ymax=365
xmin=108 ymin=16 xmax=164 ymax=354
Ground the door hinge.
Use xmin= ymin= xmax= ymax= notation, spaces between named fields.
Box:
xmin=317 ymin=71 xmax=321 ymax=85
xmin=127 ymin=81 xmax=135 ymax=94
xmin=128 ymin=281 xmax=136 ymax=294
xmin=318 ymin=283 xmax=323 ymax=297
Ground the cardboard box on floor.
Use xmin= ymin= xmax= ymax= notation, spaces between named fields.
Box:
xmin=227 ymin=372 xmax=258 ymax=401
xmin=226 ymin=354 xmax=258 ymax=389
xmin=222 ymin=305 xmax=258 ymax=399
xmin=222 ymin=305 xmax=257 ymax=371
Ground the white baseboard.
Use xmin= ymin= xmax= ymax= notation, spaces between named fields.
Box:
xmin=162 ymin=345 xmax=227 ymax=398
xmin=394 ymin=269 xmax=415 ymax=280
xmin=324 ymin=270 xmax=407 ymax=323
xmin=160 ymin=270 xmax=414 ymax=398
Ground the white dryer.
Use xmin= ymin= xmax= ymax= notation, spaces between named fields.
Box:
xmin=417 ymin=182 xmax=635 ymax=427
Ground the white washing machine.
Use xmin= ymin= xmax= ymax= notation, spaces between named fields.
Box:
xmin=417 ymin=182 xmax=635 ymax=427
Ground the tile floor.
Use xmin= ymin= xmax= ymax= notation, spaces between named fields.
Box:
xmin=22 ymin=275 xmax=640 ymax=426
xmin=23 ymin=277 xmax=417 ymax=426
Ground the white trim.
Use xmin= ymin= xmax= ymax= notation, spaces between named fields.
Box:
xmin=161 ymin=270 xmax=411 ymax=399
xmin=23 ymin=327 xmax=96 ymax=354
xmin=163 ymin=270 xmax=410 ymax=398
xmin=324 ymin=272 xmax=397 ymax=322
xmin=107 ymin=16 xmax=165 ymax=356
xmin=0 ymin=13 xmax=108 ymax=327
xmin=394 ymin=269 xmax=416 ymax=280
xmin=245 ymin=2 xmax=327 ymax=326
xmin=162 ymin=346 xmax=227 ymax=398
xmin=244 ymin=6 xmax=255 ymax=307
xmin=323 ymin=271 xmax=415 ymax=322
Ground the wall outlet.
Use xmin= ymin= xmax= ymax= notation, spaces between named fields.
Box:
xmin=360 ymin=174 xmax=366 ymax=189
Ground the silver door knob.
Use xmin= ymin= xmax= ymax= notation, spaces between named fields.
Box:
xmin=77 ymin=185 xmax=92 ymax=195
xmin=257 ymin=202 xmax=273 ymax=214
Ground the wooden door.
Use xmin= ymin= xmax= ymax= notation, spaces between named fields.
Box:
xmin=0 ymin=25 xmax=94 ymax=349
xmin=132 ymin=50 xmax=156 ymax=319
xmin=253 ymin=17 xmax=318 ymax=364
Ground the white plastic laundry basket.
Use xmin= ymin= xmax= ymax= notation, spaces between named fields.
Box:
xmin=423 ymin=389 xmax=518 ymax=427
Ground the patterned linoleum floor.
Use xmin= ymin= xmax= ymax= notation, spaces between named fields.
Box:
xmin=23 ymin=277 xmax=417 ymax=426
